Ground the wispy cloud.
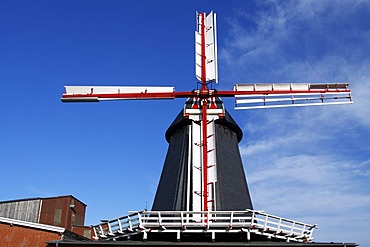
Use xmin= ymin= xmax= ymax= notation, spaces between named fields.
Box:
xmin=222 ymin=0 xmax=370 ymax=245
xmin=244 ymin=148 xmax=370 ymax=243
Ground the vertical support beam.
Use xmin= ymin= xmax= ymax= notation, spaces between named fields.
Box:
xmin=200 ymin=12 xmax=209 ymax=213
xmin=202 ymin=99 xmax=208 ymax=212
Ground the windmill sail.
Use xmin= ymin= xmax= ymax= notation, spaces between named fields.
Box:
xmin=62 ymin=86 xmax=175 ymax=102
xmin=195 ymin=12 xmax=218 ymax=83
xmin=234 ymin=83 xmax=352 ymax=109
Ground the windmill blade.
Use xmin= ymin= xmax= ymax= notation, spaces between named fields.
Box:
xmin=234 ymin=83 xmax=352 ymax=110
xmin=61 ymin=86 xmax=176 ymax=102
xmin=195 ymin=12 xmax=218 ymax=83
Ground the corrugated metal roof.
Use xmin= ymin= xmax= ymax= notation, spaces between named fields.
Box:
xmin=0 ymin=195 xmax=87 ymax=206
xmin=0 ymin=198 xmax=41 ymax=222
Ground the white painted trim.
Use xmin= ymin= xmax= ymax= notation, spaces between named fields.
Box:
xmin=0 ymin=217 xmax=65 ymax=233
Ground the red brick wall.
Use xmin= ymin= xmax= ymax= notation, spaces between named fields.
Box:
xmin=0 ymin=222 xmax=62 ymax=247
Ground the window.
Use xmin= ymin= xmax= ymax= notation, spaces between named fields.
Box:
xmin=54 ymin=208 xmax=62 ymax=225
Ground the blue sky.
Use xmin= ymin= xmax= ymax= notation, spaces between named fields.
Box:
xmin=1 ymin=0 xmax=369 ymax=245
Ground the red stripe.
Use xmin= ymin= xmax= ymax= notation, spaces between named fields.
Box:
xmin=200 ymin=13 xmax=209 ymax=213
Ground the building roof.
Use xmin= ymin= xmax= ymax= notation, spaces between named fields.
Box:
xmin=0 ymin=195 xmax=87 ymax=206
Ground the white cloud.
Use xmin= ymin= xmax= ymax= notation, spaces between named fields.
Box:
xmin=245 ymin=152 xmax=370 ymax=243
xmin=222 ymin=0 xmax=370 ymax=245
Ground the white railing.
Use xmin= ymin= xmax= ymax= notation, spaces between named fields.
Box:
xmin=92 ymin=210 xmax=316 ymax=242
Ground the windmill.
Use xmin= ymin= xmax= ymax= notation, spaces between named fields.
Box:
xmin=61 ymin=12 xmax=352 ymax=242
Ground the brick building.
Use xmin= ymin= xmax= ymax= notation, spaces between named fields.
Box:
xmin=0 ymin=195 xmax=91 ymax=246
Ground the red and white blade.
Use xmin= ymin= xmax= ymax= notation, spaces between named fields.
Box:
xmin=195 ymin=12 xmax=218 ymax=83
xmin=234 ymin=83 xmax=353 ymax=109
xmin=61 ymin=86 xmax=175 ymax=102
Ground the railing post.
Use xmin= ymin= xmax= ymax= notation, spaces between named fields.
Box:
xmin=128 ymin=215 xmax=133 ymax=232
xmin=277 ymin=218 xmax=282 ymax=232
xmin=92 ymin=226 xmax=99 ymax=240
xmin=301 ymin=224 xmax=307 ymax=236
xmin=289 ymin=221 xmax=296 ymax=236
xmin=137 ymin=212 xmax=145 ymax=230
xmin=251 ymin=210 xmax=256 ymax=227
xmin=207 ymin=211 xmax=210 ymax=229
xmin=158 ymin=211 xmax=162 ymax=227
xmin=117 ymin=218 xmax=123 ymax=233
xmin=180 ymin=211 xmax=185 ymax=229
xmin=263 ymin=214 xmax=268 ymax=230
xmin=106 ymin=221 xmax=114 ymax=236
xmin=229 ymin=212 xmax=234 ymax=229
xmin=99 ymin=224 xmax=105 ymax=237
